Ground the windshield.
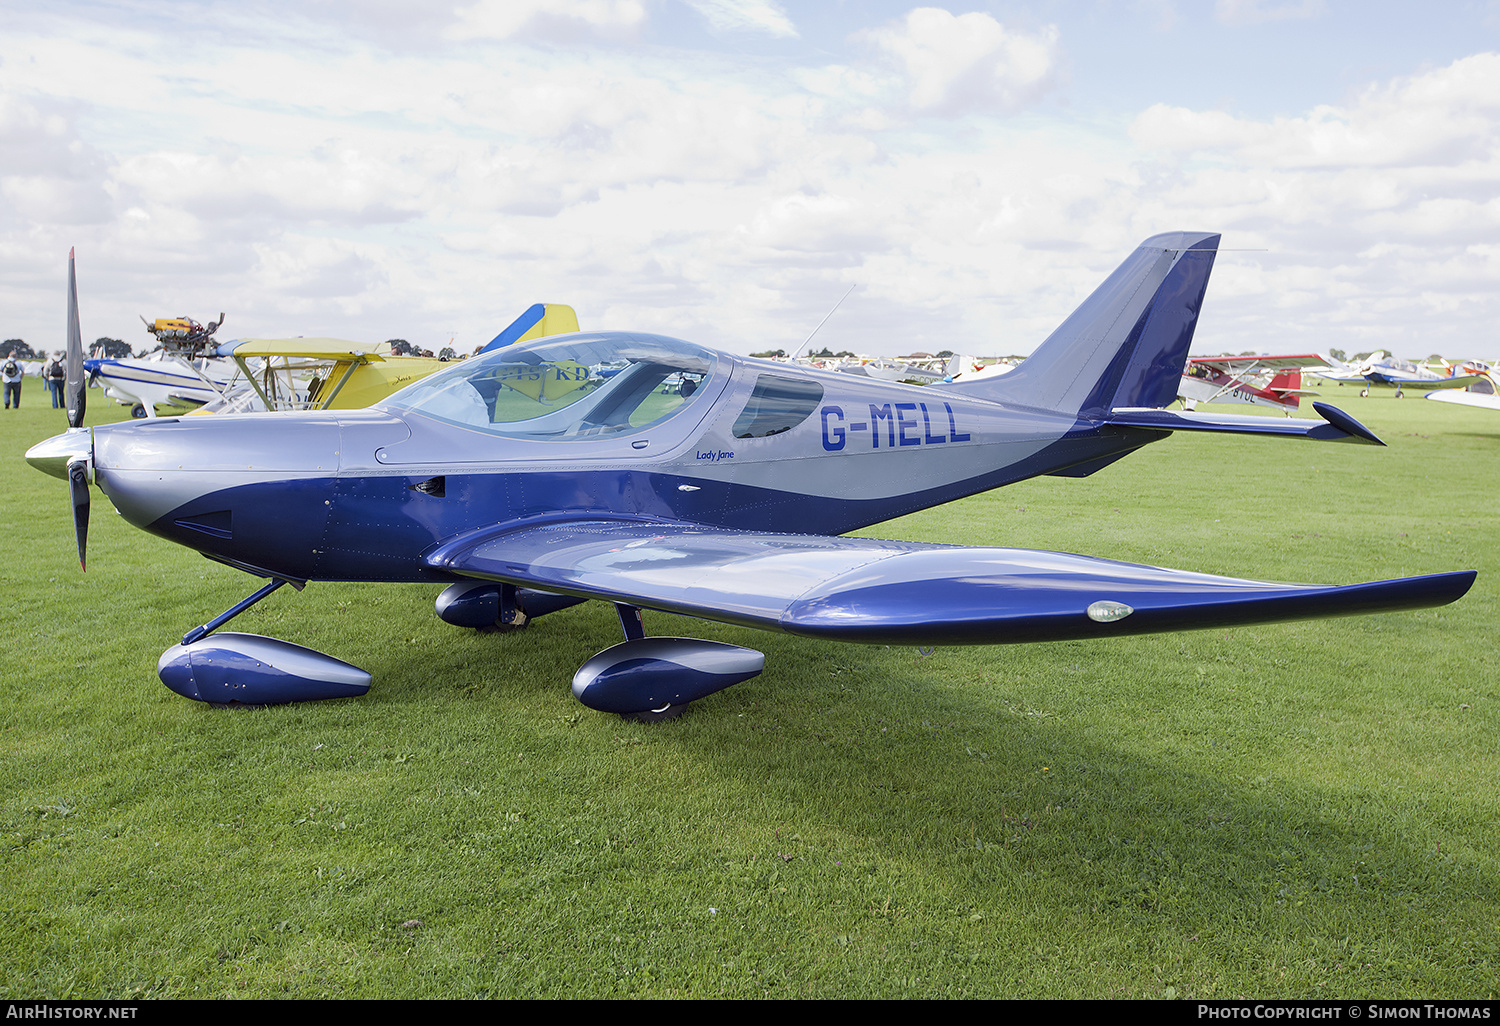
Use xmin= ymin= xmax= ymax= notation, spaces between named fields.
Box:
xmin=382 ymin=332 xmax=718 ymax=440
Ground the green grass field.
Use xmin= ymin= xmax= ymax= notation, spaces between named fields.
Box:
xmin=2 ymin=387 xmax=1496 ymax=999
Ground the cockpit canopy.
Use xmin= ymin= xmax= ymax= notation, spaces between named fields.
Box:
xmin=382 ymin=332 xmax=718 ymax=441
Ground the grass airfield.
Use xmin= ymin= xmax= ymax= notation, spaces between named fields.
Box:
xmin=1 ymin=387 xmax=1495 ymax=1000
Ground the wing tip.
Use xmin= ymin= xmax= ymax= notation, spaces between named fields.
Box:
xmin=1312 ymin=401 xmax=1384 ymax=445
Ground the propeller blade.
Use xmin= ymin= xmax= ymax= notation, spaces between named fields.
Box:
xmin=66 ymin=248 xmax=87 ymax=429
xmin=67 ymin=457 xmax=90 ymax=570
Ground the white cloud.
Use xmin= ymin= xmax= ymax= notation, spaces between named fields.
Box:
xmin=1122 ymin=53 xmax=1500 ymax=356
xmin=863 ymin=8 xmax=1060 ymax=115
xmin=1131 ymin=53 xmax=1500 ymax=169
xmin=682 ymin=0 xmax=798 ymax=38
xmin=5 ymin=5 xmax=1500 ymax=361
xmin=448 ymin=0 xmax=647 ymax=41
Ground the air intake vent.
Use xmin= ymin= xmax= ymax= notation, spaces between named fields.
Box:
xmin=173 ymin=510 xmax=232 ymax=539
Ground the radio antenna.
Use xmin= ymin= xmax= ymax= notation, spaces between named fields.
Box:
xmin=791 ymin=284 xmax=857 ymax=360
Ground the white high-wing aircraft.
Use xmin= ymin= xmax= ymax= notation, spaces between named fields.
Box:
xmin=84 ymin=313 xmax=235 ymax=417
xmin=84 ymin=351 xmax=238 ymax=417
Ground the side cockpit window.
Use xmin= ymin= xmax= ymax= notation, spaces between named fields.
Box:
xmin=732 ymin=373 xmax=824 ymax=439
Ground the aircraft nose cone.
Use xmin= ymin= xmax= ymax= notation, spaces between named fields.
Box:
xmin=25 ymin=428 xmax=92 ymax=480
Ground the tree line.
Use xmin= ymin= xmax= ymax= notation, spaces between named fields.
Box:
xmin=3 ymin=337 xmax=134 ymax=359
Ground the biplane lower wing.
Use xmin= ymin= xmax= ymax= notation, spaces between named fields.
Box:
xmin=425 ymin=518 xmax=1474 ymax=646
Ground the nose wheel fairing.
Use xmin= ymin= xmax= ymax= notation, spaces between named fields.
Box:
xmin=156 ymin=577 xmax=371 ymax=705
xmin=159 ymin=633 xmax=372 ymax=704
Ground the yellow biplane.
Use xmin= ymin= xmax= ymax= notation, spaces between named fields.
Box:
xmin=193 ymin=305 xmax=579 ymax=414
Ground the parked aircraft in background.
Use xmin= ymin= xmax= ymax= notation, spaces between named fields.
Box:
xmin=86 ymin=312 xmax=232 ymax=417
xmin=1178 ymin=353 xmax=1332 ymax=414
xmin=1316 ymin=351 xmax=1489 ymax=398
xmin=198 ymin=306 xmax=578 ymax=415
xmin=1425 ymin=361 xmax=1498 ymax=411
xmin=197 ymin=337 xmax=445 ymax=414
xmin=836 ymin=353 xmax=967 ymax=384
xmin=1427 ymin=388 xmax=1500 ymax=411
xmin=94 ymin=305 xmax=580 ymax=417
xmin=85 ymin=351 xmax=237 ymax=417
xmin=948 ymin=360 xmax=1016 ymax=383
xmin=478 ymin=303 xmax=580 ymax=354
xmin=28 ymin=236 xmax=1474 ymax=720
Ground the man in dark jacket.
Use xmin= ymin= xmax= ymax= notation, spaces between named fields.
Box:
xmin=2 ymin=352 xmax=21 ymax=410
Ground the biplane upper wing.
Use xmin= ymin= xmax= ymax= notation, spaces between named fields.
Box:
xmin=215 ymin=337 xmax=389 ymax=362
xmin=426 ymin=517 xmax=1474 ymax=646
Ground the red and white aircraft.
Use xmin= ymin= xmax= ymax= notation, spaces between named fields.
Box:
xmin=1178 ymin=354 xmax=1331 ymax=415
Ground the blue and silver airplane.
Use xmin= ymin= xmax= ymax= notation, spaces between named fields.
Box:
xmin=1318 ymin=351 xmax=1490 ymax=398
xmin=28 ymin=233 xmax=1476 ymax=720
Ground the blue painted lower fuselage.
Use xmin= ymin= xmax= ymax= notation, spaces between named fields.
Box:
xmin=98 ymin=403 xmax=1162 ymax=585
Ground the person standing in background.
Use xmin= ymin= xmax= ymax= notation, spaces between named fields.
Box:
xmin=2 ymin=352 xmax=21 ymax=409
xmin=43 ymin=351 xmax=65 ymax=408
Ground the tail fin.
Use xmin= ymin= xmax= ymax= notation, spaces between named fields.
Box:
xmin=479 ymin=303 xmax=580 ymax=354
xmin=1268 ymin=369 xmax=1302 ymax=404
xmin=941 ymin=232 xmax=1219 ymax=415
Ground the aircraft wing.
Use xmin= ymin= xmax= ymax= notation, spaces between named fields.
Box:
xmin=1416 ymin=374 xmax=1489 ymax=390
xmin=425 ymin=518 xmax=1474 ymax=645
xmin=1426 ymin=389 xmax=1500 ymax=410
xmin=1189 ymin=354 xmax=1332 ymax=372
xmin=215 ymin=338 xmax=388 ymax=362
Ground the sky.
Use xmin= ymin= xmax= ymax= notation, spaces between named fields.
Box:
xmin=3 ymin=0 xmax=1500 ymax=359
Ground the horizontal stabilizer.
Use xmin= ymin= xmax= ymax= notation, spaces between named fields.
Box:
xmin=1106 ymin=401 xmax=1383 ymax=445
xmin=426 ymin=518 xmax=1472 ymax=646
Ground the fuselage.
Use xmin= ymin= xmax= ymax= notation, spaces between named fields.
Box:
xmin=81 ymin=332 xmax=1161 ymax=584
